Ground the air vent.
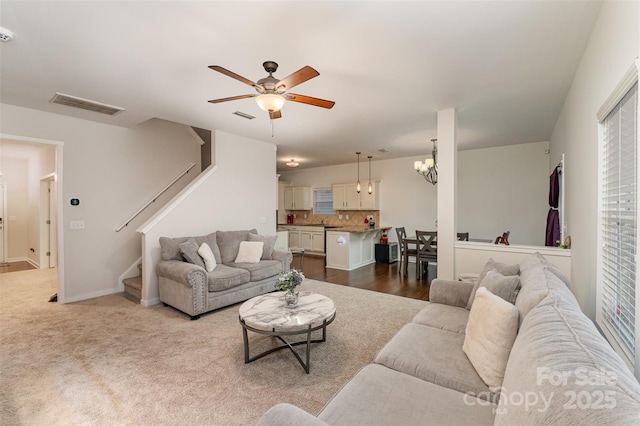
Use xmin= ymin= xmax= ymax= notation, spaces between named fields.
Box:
xmin=233 ymin=111 xmax=255 ymax=120
xmin=49 ymin=92 xmax=125 ymax=116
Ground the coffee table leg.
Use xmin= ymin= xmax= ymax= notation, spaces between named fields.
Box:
xmin=242 ymin=322 xmax=250 ymax=363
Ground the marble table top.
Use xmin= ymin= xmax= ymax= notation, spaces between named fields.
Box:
xmin=239 ymin=291 xmax=336 ymax=330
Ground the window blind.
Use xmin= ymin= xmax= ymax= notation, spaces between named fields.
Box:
xmin=599 ymin=82 xmax=638 ymax=365
xmin=314 ymin=189 xmax=335 ymax=215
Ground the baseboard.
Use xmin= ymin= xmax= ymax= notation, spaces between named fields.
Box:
xmin=27 ymin=258 xmax=39 ymax=269
xmin=141 ymin=297 xmax=160 ymax=307
xmin=62 ymin=287 xmax=121 ymax=304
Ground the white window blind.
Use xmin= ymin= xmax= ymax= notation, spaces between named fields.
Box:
xmin=599 ymin=81 xmax=638 ymax=369
xmin=314 ymin=189 xmax=335 ymax=215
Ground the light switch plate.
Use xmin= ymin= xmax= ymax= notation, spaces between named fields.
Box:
xmin=70 ymin=220 xmax=85 ymax=230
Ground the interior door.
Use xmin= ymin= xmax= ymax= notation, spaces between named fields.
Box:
xmin=0 ymin=183 xmax=5 ymax=263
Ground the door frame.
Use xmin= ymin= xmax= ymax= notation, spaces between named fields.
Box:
xmin=0 ymin=183 xmax=6 ymax=264
xmin=40 ymin=173 xmax=57 ymax=268
xmin=1 ymin=133 xmax=65 ymax=301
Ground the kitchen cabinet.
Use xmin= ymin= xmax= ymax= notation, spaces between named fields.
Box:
xmin=326 ymin=227 xmax=387 ymax=270
xmin=280 ymin=225 xmax=325 ymax=253
xmin=284 ymin=186 xmax=312 ymax=210
xmin=332 ymin=182 xmax=380 ymax=210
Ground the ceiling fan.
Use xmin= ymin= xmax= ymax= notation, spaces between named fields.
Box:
xmin=208 ymin=61 xmax=335 ymax=119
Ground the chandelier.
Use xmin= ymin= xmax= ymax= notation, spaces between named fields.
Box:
xmin=414 ymin=138 xmax=437 ymax=185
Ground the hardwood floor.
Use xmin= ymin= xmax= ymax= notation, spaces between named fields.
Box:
xmin=297 ymin=255 xmax=435 ymax=301
xmin=0 ymin=261 xmax=37 ymax=274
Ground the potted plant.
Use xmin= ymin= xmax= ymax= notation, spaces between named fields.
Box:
xmin=275 ymin=269 xmax=305 ymax=307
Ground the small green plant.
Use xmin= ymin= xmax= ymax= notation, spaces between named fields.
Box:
xmin=275 ymin=269 xmax=305 ymax=291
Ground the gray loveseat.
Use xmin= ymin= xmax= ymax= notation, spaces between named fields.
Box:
xmin=157 ymin=229 xmax=292 ymax=320
xmin=258 ymin=252 xmax=640 ymax=425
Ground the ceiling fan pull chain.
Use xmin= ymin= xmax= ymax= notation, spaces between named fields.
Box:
xmin=271 ymin=118 xmax=275 ymax=138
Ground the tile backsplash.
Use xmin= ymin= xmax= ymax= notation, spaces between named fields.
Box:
xmin=284 ymin=209 xmax=380 ymax=227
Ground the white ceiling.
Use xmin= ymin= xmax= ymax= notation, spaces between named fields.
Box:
xmin=0 ymin=1 xmax=601 ymax=171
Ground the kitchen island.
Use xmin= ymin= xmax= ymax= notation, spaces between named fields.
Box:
xmin=326 ymin=226 xmax=392 ymax=271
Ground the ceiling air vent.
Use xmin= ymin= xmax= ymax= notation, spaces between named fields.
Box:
xmin=49 ymin=92 xmax=125 ymax=116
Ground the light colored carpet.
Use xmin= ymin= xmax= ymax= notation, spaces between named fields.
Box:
xmin=0 ymin=268 xmax=428 ymax=425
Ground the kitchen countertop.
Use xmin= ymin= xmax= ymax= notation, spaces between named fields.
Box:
xmin=326 ymin=226 xmax=392 ymax=233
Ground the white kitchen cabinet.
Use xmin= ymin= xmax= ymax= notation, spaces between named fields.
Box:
xmin=284 ymin=186 xmax=312 ymax=210
xmin=326 ymin=229 xmax=384 ymax=270
xmin=332 ymin=182 xmax=380 ymax=210
xmin=281 ymin=225 xmax=324 ymax=253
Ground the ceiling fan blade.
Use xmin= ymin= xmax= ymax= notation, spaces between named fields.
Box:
xmin=208 ymin=94 xmax=256 ymax=104
xmin=269 ymin=110 xmax=282 ymax=120
xmin=276 ymin=66 xmax=319 ymax=91
xmin=208 ymin=66 xmax=257 ymax=87
xmin=285 ymin=93 xmax=335 ymax=109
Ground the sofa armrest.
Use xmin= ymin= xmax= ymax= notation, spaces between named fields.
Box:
xmin=257 ymin=404 xmax=328 ymax=426
xmin=271 ymin=249 xmax=293 ymax=272
xmin=429 ymin=279 xmax=474 ymax=308
xmin=156 ymin=260 xmax=207 ymax=288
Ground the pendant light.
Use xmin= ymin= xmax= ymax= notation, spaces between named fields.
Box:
xmin=356 ymin=152 xmax=361 ymax=193
xmin=367 ymin=156 xmax=373 ymax=194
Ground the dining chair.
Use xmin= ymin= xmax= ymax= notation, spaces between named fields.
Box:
xmin=457 ymin=232 xmax=469 ymax=241
xmin=395 ymin=227 xmax=418 ymax=276
xmin=416 ymin=230 xmax=437 ymax=278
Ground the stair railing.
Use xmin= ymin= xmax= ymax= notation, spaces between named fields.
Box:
xmin=115 ymin=162 xmax=196 ymax=232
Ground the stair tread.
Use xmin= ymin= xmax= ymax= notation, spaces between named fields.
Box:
xmin=123 ymin=276 xmax=142 ymax=289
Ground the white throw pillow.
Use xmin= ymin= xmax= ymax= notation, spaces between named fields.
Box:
xmin=234 ymin=241 xmax=264 ymax=263
xmin=463 ymin=287 xmax=519 ymax=392
xmin=198 ymin=243 xmax=217 ymax=272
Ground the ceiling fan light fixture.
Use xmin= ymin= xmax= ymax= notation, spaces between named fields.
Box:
xmin=255 ymin=93 xmax=285 ymax=112
xmin=286 ymin=159 xmax=300 ymax=168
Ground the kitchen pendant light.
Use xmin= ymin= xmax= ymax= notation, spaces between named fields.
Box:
xmin=356 ymin=152 xmax=361 ymax=193
xmin=368 ymin=156 xmax=373 ymax=194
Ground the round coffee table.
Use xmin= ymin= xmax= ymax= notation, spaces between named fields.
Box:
xmin=238 ymin=291 xmax=336 ymax=374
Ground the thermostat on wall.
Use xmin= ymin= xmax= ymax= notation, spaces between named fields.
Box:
xmin=70 ymin=198 xmax=80 ymax=206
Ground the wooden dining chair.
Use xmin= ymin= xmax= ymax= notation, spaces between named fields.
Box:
xmin=416 ymin=230 xmax=437 ymax=278
xmin=395 ymin=227 xmax=418 ymax=275
xmin=457 ymin=232 xmax=469 ymax=241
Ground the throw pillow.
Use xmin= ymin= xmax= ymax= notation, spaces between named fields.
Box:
xmin=479 ymin=270 xmax=521 ymax=305
xmin=463 ymin=287 xmax=519 ymax=392
xmin=179 ymin=239 xmax=205 ymax=269
xmin=249 ymin=233 xmax=278 ymax=259
xmin=466 ymin=258 xmax=520 ymax=309
xmin=234 ymin=241 xmax=264 ymax=263
xmin=198 ymin=243 xmax=217 ymax=272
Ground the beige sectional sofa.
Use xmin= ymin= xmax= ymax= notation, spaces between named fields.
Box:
xmin=156 ymin=229 xmax=292 ymax=320
xmin=258 ymin=253 xmax=640 ymax=425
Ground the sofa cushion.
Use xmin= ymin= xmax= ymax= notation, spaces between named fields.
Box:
xmin=496 ymin=291 xmax=640 ymax=425
xmin=160 ymin=233 xmax=221 ymax=264
xmin=467 ymin=258 xmax=520 ymax=309
xmin=234 ymin=241 xmax=264 ymax=263
xmin=179 ymin=239 xmax=205 ymax=268
xmin=198 ymin=243 xmax=217 ymax=272
xmin=478 ymin=270 xmax=521 ymax=304
xmin=375 ymin=323 xmax=495 ymax=401
xmin=249 ymin=233 xmax=278 ymax=260
xmin=318 ymin=364 xmax=497 ymax=426
xmin=515 ymin=253 xmax=580 ymax=327
xmin=412 ymin=303 xmax=469 ymax=334
xmin=217 ymin=229 xmax=257 ymax=264
xmin=226 ymin=260 xmax=282 ymax=282
xmin=463 ymin=287 xmax=519 ymax=392
xmin=206 ymin=264 xmax=250 ymax=292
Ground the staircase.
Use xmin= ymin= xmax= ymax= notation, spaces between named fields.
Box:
xmin=123 ymin=263 xmax=142 ymax=302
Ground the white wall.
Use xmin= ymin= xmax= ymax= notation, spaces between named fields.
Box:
xmin=0 ymin=155 xmax=28 ymax=260
xmin=280 ymin=155 xmax=438 ymax=243
xmin=139 ymin=130 xmax=277 ymax=305
xmin=0 ymin=104 xmax=202 ymax=302
xmin=280 ymin=142 xmax=549 ymax=246
xmin=549 ymin=1 xmax=639 ymax=320
xmin=458 ymin=141 xmax=550 ymax=245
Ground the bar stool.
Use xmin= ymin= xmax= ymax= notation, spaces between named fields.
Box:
xmin=289 ymin=247 xmax=305 ymax=272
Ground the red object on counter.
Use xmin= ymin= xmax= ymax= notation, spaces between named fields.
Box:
xmin=287 ymin=214 xmax=294 ymax=224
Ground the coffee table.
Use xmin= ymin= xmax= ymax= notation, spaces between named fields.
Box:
xmin=238 ymin=291 xmax=336 ymax=374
